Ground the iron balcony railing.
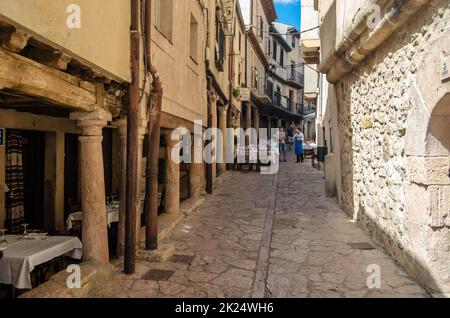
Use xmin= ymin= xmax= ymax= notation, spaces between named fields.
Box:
xmin=300 ymin=102 xmax=316 ymax=116
xmin=273 ymin=91 xmax=288 ymax=109
xmin=272 ymin=92 xmax=303 ymax=114
xmin=287 ymin=70 xmax=304 ymax=86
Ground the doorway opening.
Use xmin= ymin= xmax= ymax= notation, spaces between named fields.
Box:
xmin=4 ymin=129 xmax=45 ymax=233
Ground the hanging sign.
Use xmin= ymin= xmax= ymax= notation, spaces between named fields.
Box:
xmin=240 ymin=88 xmax=250 ymax=102
xmin=0 ymin=128 xmax=3 ymax=146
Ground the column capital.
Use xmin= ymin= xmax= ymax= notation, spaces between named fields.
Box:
xmin=70 ymin=109 xmax=112 ymax=136
xmin=165 ymin=135 xmax=182 ymax=148
xmin=70 ymin=109 xmax=112 ymax=122
xmin=112 ymin=118 xmax=127 ymax=139
xmin=138 ymin=120 xmax=148 ymax=142
xmin=218 ymin=105 xmax=228 ymax=115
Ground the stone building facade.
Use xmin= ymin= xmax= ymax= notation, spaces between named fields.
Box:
xmin=0 ymin=0 xmax=131 ymax=264
xmin=0 ymin=0 xmax=289 ymax=272
xmin=316 ymin=0 xmax=450 ymax=295
xmin=0 ymin=0 xmax=211 ymax=261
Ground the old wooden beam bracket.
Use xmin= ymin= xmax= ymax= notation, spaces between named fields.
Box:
xmin=3 ymin=29 xmax=30 ymax=53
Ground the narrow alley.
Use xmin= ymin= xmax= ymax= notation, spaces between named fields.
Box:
xmin=0 ymin=0 xmax=448 ymax=305
xmin=109 ymin=157 xmax=429 ymax=298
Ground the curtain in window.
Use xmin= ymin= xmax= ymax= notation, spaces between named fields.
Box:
xmin=5 ymin=130 xmax=25 ymax=234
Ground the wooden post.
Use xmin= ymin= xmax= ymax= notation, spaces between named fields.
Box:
xmin=125 ymin=0 xmax=140 ymax=274
xmin=206 ymin=77 xmax=213 ymax=194
xmin=143 ymin=0 xmax=163 ymax=250
xmin=144 ymin=87 xmax=162 ymax=250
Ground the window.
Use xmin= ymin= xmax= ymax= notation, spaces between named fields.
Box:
xmin=238 ymin=62 xmax=242 ymax=85
xmin=266 ymin=80 xmax=273 ymax=98
xmin=215 ymin=9 xmax=225 ymax=71
xmin=156 ymin=0 xmax=173 ymax=41
xmin=289 ymin=90 xmax=294 ymax=110
xmin=291 ymin=36 xmax=296 ymax=48
xmin=272 ymin=40 xmax=277 ymax=60
xmin=239 ymin=32 xmax=242 ymax=52
xmin=267 ymin=38 xmax=271 ymax=56
xmin=259 ymin=16 xmax=264 ymax=39
xmin=189 ymin=14 xmax=198 ymax=62
xmin=280 ymin=49 xmax=284 ymax=66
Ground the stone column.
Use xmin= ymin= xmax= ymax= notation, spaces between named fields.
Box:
xmin=211 ymin=97 xmax=217 ymax=182
xmin=218 ymin=105 xmax=228 ymax=175
xmin=113 ymin=118 xmax=127 ymax=256
xmin=164 ymin=133 xmax=181 ymax=214
xmin=245 ymin=102 xmax=252 ymax=146
xmin=189 ymin=130 xmax=203 ymax=198
xmin=70 ymin=110 xmax=112 ymax=264
xmin=277 ymin=118 xmax=282 ymax=128
xmin=135 ymin=122 xmax=147 ymax=247
xmin=253 ymin=108 xmax=260 ymax=144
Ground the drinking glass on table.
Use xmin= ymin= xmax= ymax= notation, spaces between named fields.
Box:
xmin=21 ymin=223 xmax=30 ymax=238
xmin=0 ymin=229 xmax=7 ymax=249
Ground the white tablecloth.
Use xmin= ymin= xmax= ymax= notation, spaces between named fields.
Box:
xmin=303 ymin=143 xmax=318 ymax=150
xmin=0 ymin=235 xmax=82 ymax=289
xmin=66 ymin=207 xmax=119 ymax=230
xmin=66 ymin=195 xmax=160 ymax=231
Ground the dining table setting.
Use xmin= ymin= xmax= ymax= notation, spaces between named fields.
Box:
xmin=0 ymin=226 xmax=82 ymax=290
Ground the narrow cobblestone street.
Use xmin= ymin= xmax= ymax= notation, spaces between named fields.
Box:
xmin=110 ymin=154 xmax=429 ymax=298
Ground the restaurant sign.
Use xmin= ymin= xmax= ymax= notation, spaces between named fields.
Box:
xmin=240 ymin=88 xmax=251 ymax=102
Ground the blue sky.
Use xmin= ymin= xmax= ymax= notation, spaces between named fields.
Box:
xmin=274 ymin=0 xmax=301 ymax=30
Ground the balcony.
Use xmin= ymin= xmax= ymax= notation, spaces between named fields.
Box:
xmin=300 ymin=101 xmax=316 ymax=116
xmin=302 ymin=38 xmax=320 ymax=65
xmin=249 ymin=78 xmax=272 ymax=105
xmin=287 ymin=70 xmax=304 ymax=86
xmin=294 ymin=102 xmax=303 ymax=115
xmin=272 ymin=92 xmax=296 ymax=112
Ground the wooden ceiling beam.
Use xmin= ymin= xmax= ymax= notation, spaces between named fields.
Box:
xmin=0 ymin=47 xmax=97 ymax=111
xmin=2 ymin=29 xmax=30 ymax=53
xmin=22 ymin=47 xmax=73 ymax=71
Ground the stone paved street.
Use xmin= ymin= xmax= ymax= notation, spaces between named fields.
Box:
xmin=109 ymin=156 xmax=429 ymax=298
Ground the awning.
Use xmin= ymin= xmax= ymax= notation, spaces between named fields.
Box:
xmin=303 ymin=112 xmax=316 ymax=120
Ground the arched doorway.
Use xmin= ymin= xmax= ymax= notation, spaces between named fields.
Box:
xmin=405 ymin=92 xmax=450 ymax=295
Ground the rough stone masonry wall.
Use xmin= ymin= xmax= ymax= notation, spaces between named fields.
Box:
xmin=337 ymin=1 xmax=450 ymax=294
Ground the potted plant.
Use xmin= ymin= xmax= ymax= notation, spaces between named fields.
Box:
xmin=232 ymin=88 xmax=240 ymax=98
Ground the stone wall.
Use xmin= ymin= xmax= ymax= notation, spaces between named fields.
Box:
xmin=337 ymin=1 xmax=450 ymax=295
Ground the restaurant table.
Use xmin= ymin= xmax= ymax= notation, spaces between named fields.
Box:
xmin=66 ymin=193 xmax=162 ymax=230
xmin=66 ymin=206 xmax=119 ymax=230
xmin=0 ymin=235 xmax=82 ymax=289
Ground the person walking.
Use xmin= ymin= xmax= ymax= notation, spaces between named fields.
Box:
xmin=287 ymin=123 xmax=295 ymax=151
xmin=294 ymin=128 xmax=304 ymax=163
